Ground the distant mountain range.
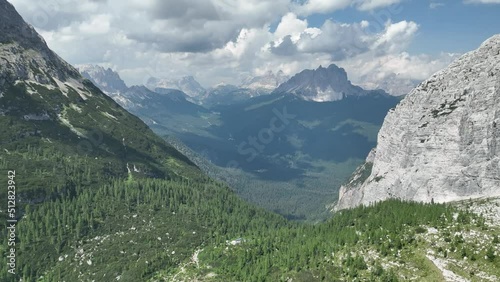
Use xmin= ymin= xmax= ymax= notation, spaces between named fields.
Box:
xmin=201 ymin=83 xmax=262 ymax=107
xmin=80 ymin=64 xmax=394 ymax=106
xmin=359 ymin=72 xmax=420 ymax=97
xmin=143 ymin=70 xmax=289 ymax=106
xmin=146 ymin=75 xmax=206 ymax=98
xmin=79 ymin=62 xmax=400 ymax=220
xmin=240 ymin=70 xmax=289 ymax=91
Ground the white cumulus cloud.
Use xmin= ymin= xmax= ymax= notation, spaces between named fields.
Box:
xmin=9 ymin=0 xmax=462 ymax=93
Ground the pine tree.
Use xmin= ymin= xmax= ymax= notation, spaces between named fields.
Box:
xmin=486 ymin=247 xmax=496 ymax=262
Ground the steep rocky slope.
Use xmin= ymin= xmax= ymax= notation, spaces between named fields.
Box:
xmin=0 ymin=1 xmax=79 ymax=87
xmin=0 ymin=0 xmax=199 ymax=199
xmin=336 ymin=34 xmax=500 ymax=210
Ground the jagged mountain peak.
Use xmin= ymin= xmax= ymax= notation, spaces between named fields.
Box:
xmin=1 ymin=0 xmax=197 ymax=180
xmin=77 ymin=64 xmax=128 ymax=94
xmin=335 ymin=34 xmax=500 ymax=210
xmin=273 ymin=63 xmax=382 ymax=102
xmin=77 ymin=64 xmax=113 ymax=76
xmin=314 ymin=64 xmax=348 ymax=81
xmin=0 ymin=0 xmax=80 ymax=87
xmin=146 ymin=75 xmax=206 ymax=98
xmin=240 ymin=70 xmax=289 ymax=91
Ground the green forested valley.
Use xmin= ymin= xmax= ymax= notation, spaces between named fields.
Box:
xmin=1 ymin=169 xmax=498 ymax=281
xmin=1 ymin=1 xmax=499 ymax=280
xmin=0 ymin=78 xmax=498 ymax=282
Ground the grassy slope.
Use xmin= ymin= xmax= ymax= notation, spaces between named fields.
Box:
xmin=0 ymin=81 xmax=199 ymax=200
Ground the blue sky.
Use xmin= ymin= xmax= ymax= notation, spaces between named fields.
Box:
xmin=9 ymin=0 xmax=500 ymax=93
xmin=297 ymin=1 xmax=500 ymax=55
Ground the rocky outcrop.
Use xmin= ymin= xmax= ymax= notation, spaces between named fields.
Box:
xmin=0 ymin=0 xmax=80 ymax=87
xmin=336 ymin=34 xmax=500 ymax=210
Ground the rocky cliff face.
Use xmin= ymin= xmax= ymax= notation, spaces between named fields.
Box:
xmin=0 ymin=0 xmax=80 ymax=88
xmin=336 ymin=34 xmax=500 ymax=210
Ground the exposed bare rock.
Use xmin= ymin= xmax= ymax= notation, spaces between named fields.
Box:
xmin=0 ymin=1 xmax=80 ymax=87
xmin=336 ymin=34 xmax=500 ymax=210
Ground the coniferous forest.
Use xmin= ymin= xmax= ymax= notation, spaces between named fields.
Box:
xmin=1 ymin=0 xmax=500 ymax=281
xmin=0 ymin=85 xmax=499 ymax=281
xmin=1 ymin=151 xmax=499 ymax=281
